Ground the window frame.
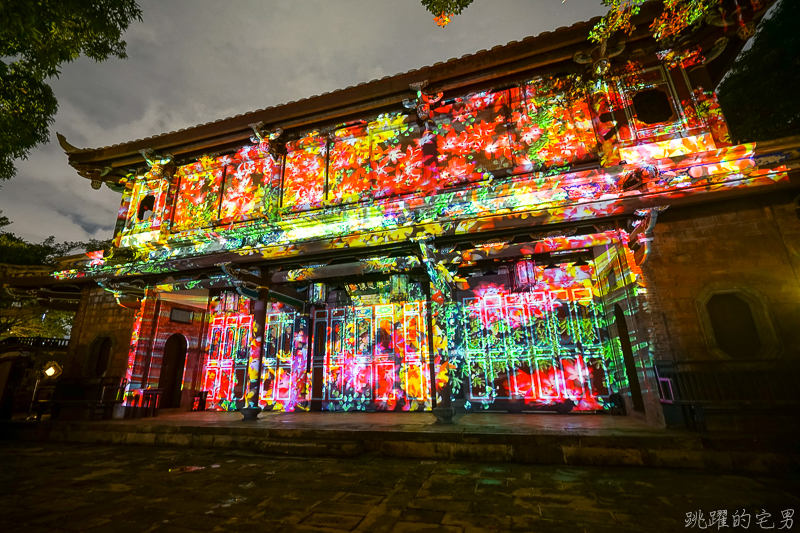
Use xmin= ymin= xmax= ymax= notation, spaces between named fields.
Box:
xmin=695 ymin=284 xmax=783 ymax=360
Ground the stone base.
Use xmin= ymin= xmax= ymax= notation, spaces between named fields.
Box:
xmin=432 ymin=407 xmax=457 ymax=424
xmin=239 ymin=407 xmax=262 ymax=421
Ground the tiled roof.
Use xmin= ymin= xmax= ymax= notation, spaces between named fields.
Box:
xmin=71 ymin=16 xmax=603 ymax=156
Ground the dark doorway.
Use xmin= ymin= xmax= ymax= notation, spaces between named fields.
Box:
xmin=614 ymin=304 xmax=645 ymax=412
xmin=88 ymin=337 xmax=112 ymax=378
xmin=160 ymin=334 xmax=188 ymax=408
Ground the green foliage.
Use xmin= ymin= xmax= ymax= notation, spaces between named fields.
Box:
xmin=0 ymin=63 xmax=57 ymax=181
xmin=0 ymin=211 xmax=110 ymax=338
xmin=420 ymin=0 xmax=475 ymax=16
xmin=588 ymin=0 xmax=647 ymax=43
xmin=0 ymin=232 xmax=77 ymax=266
xmin=1 ymin=307 xmax=74 ymax=339
xmin=420 ymin=0 xmax=725 ymax=48
xmin=717 ymin=0 xmax=800 ymax=142
xmin=0 ymin=0 xmax=142 ymax=180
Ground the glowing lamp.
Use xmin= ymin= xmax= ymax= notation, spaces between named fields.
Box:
xmin=513 ymin=259 xmax=537 ymax=292
xmin=42 ymin=361 xmax=62 ymax=380
xmin=308 ymin=283 xmax=327 ymax=305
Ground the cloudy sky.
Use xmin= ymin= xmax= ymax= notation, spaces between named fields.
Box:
xmin=1 ymin=0 xmax=608 ymax=245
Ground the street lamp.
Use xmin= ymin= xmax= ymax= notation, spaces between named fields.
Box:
xmin=42 ymin=362 xmax=62 ymax=379
xmin=27 ymin=361 xmax=62 ymax=419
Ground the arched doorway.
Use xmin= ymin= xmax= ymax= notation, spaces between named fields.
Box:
xmin=614 ymin=304 xmax=645 ymax=413
xmin=88 ymin=337 xmax=112 ymax=378
xmin=160 ymin=334 xmax=188 ymax=408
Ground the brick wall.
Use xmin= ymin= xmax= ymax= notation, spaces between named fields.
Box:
xmin=646 ymin=191 xmax=800 ymax=361
xmin=65 ymin=286 xmax=136 ymax=379
xmin=140 ymin=298 xmax=207 ymax=410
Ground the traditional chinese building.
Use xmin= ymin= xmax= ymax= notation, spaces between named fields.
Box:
xmin=13 ymin=1 xmax=799 ymax=428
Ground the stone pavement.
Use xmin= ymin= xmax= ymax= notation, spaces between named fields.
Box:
xmin=2 ymin=441 xmax=798 ymax=533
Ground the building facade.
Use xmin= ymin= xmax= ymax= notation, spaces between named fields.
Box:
xmin=18 ymin=3 xmax=798 ymax=427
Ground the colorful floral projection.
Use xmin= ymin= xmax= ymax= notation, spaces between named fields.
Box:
xmin=202 ymin=292 xmax=253 ymax=411
xmin=192 ymin=255 xmax=629 ymax=413
xmin=456 ymin=263 xmax=615 ymax=411
xmin=310 ymin=301 xmax=432 ymax=412
xmin=67 ymin=50 xmax=793 ymax=415
xmin=112 ymin=59 xmax=741 ymax=253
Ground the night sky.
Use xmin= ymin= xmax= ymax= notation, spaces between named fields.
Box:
xmin=0 ymin=0 xmax=607 ymax=245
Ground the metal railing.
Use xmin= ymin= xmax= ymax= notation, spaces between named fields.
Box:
xmin=0 ymin=336 xmax=69 ymax=349
xmin=655 ymin=359 xmax=800 ymax=406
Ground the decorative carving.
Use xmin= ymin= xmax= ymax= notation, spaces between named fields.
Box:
xmin=618 ymin=163 xmax=660 ymax=192
xmin=139 ymin=149 xmax=173 ymax=169
xmin=530 ymin=227 xmax=578 ymax=241
xmin=704 ymin=37 xmax=729 ymax=64
xmin=403 ymin=80 xmax=444 ymax=121
xmin=414 ymin=238 xmax=456 ymax=300
xmin=629 ymin=206 xmax=669 ymax=265
xmin=573 ymin=40 xmax=625 ymax=78
xmin=736 ymin=22 xmax=756 ymax=41
xmin=96 ymin=278 xmax=146 ymax=309
xmin=249 ymin=122 xmax=286 ymax=160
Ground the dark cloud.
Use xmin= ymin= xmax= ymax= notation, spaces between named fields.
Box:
xmin=1 ymin=0 xmax=606 ymax=243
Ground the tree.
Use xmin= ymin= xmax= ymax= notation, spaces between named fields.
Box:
xmin=0 ymin=211 xmax=110 ymax=339
xmin=422 ymin=0 xmax=752 ymax=43
xmin=717 ymin=0 xmax=800 ymax=142
xmin=0 ymin=0 xmax=142 ymax=181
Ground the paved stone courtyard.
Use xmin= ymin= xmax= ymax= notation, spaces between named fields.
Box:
xmin=1 ymin=441 xmax=798 ymax=533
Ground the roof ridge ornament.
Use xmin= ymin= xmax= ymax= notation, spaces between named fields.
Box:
xmin=249 ymin=122 xmax=286 ymax=161
xmin=139 ymin=149 xmax=173 ymax=168
xmin=403 ymin=80 xmax=444 ymax=121
xmin=249 ymin=122 xmax=283 ymax=143
xmin=56 ymin=132 xmax=82 ymax=154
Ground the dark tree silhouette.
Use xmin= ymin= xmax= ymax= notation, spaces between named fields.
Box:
xmin=717 ymin=0 xmax=800 ymax=142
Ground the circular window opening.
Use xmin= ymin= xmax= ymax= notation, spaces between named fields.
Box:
xmin=632 ymin=88 xmax=674 ymax=125
xmin=706 ymin=293 xmax=762 ymax=359
xmin=137 ymin=195 xmax=156 ymax=221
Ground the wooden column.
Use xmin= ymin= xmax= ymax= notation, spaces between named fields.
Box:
xmin=246 ymin=285 xmax=269 ymax=409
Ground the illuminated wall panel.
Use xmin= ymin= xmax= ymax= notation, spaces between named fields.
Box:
xmin=173 ymin=158 xmax=225 ymax=231
xmin=328 ymin=124 xmax=371 ymax=205
xmin=220 ymin=149 xmax=282 ymax=224
xmin=370 ymin=113 xmax=424 ymax=199
xmin=456 ymin=263 xmax=614 ymax=411
xmin=510 ymin=81 xmax=596 ymax=173
xmin=432 ymin=90 xmax=515 ymax=185
xmin=119 ymin=174 xmax=171 ymax=247
xmin=201 ymin=292 xmax=253 ymax=410
xmin=283 ymin=133 xmax=327 ymax=211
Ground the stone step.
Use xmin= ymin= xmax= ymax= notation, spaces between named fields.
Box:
xmin=2 ymin=421 xmax=364 ymax=458
xmin=2 ymin=419 xmax=798 ymax=473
